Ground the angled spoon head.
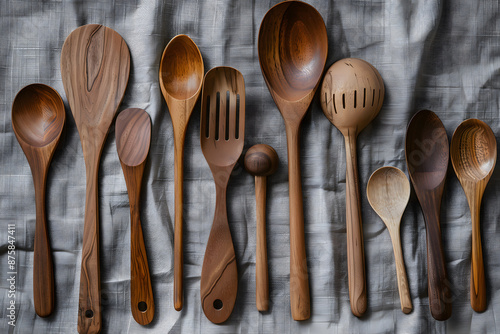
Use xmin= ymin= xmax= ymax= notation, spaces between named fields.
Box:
xmin=320 ymin=58 xmax=384 ymax=137
xmin=451 ymin=119 xmax=496 ymax=186
xmin=12 ymin=83 xmax=65 ymax=154
xmin=115 ymin=108 xmax=151 ymax=167
xmin=367 ymin=167 xmax=410 ymax=225
xmin=405 ymin=110 xmax=449 ymax=192
xmin=244 ymin=144 xmax=279 ymax=177
xmin=258 ymin=0 xmax=327 ymax=118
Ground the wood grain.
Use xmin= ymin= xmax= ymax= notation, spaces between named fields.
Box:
xmin=12 ymin=83 xmax=65 ymax=317
xmin=200 ymin=67 xmax=245 ymax=323
xmin=159 ymin=34 xmax=204 ymax=311
xmin=320 ymin=58 xmax=385 ymax=317
xmin=405 ymin=110 xmax=452 ymax=321
xmin=450 ymin=119 xmax=496 ymax=312
xmin=258 ymin=1 xmax=327 ymax=320
xmin=116 ymin=108 xmax=154 ymax=325
xmin=367 ymin=167 xmax=413 ymax=314
xmin=61 ymin=24 xmax=130 ymax=334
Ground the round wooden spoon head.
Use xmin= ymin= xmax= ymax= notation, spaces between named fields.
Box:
xmin=320 ymin=58 xmax=384 ymax=137
xmin=367 ymin=167 xmax=410 ymax=225
xmin=244 ymin=144 xmax=279 ymax=177
xmin=12 ymin=83 xmax=65 ymax=151
xmin=451 ymin=119 xmax=496 ymax=185
xmin=116 ymin=108 xmax=151 ymax=167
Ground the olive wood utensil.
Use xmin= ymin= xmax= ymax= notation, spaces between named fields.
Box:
xmin=450 ymin=119 xmax=496 ymax=312
xmin=258 ymin=1 xmax=327 ymax=320
xmin=199 ymin=66 xmax=245 ymax=323
xmin=159 ymin=34 xmax=204 ymax=311
xmin=244 ymin=144 xmax=279 ymax=312
xmin=12 ymin=83 xmax=65 ymax=317
xmin=320 ymin=58 xmax=384 ymax=317
xmin=405 ymin=109 xmax=452 ymax=321
xmin=61 ymin=24 xmax=130 ymax=333
xmin=367 ymin=166 xmax=412 ymax=314
xmin=116 ymin=108 xmax=154 ymax=325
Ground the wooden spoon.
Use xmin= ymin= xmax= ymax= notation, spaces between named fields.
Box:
xmin=159 ymin=34 xmax=204 ymax=311
xmin=367 ymin=167 xmax=412 ymax=314
xmin=115 ymin=108 xmax=154 ymax=325
xmin=405 ymin=109 xmax=452 ymax=321
xmin=450 ymin=119 xmax=496 ymax=312
xmin=258 ymin=1 xmax=327 ymax=320
xmin=320 ymin=58 xmax=385 ymax=317
xmin=244 ymin=144 xmax=279 ymax=312
xmin=61 ymin=24 xmax=130 ymax=333
xmin=12 ymin=83 xmax=65 ymax=317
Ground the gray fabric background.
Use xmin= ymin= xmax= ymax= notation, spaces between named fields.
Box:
xmin=1 ymin=0 xmax=499 ymax=333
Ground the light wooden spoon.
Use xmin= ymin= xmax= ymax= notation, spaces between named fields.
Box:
xmin=450 ymin=119 xmax=496 ymax=312
xmin=367 ymin=166 xmax=412 ymax=314
xmin=159 ymin=34 xmax=204 ymax=311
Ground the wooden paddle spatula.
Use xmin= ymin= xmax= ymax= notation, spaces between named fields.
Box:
xmin=200 ymin=67 xmax=245 ymax=324
xmin=61 ymin=24 xmax=130 ymax=334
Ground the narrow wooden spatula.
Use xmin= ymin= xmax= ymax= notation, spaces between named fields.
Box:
xmin=61 ymin=24 xmax=130 ymax=334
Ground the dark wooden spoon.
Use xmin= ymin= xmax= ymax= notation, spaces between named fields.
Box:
xmin=12 ymin=83 xmax=65 ymax=317
xmin=405 ymin=109 xmax=452 ymax=321
xmin=116 ymin=108 xmax=154 ymax=325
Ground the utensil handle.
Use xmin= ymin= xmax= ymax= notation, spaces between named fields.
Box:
xmin=344 ymin=134 xmax=367 ymax=317
xmin=285 ymin=122 xmax=310 ymax=321
xmin=78 ymin=163 xmax=101 ymax=334
xmin=200 ymin=177 xmax=238 ymax=323
xmin=422 ymin=205 xmax=452 ymax=320
xmin=33 ymin=169 xmax=55 ymax=317
xmin=255 ymin=176 xmax=269 ymax=311
xmin=470 ymin=196 xmax=486 ymax=312
xmin=388 ymin=227 xmax=412 ymax=314
xmin=173 ymin=136 xmax=185 ymax=311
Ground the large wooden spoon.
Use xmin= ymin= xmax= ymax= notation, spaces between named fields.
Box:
xmin=320 ymin=58 xmax=385 ymax=317
xmin=367 ymin=167 xmax=412 ymax=314
xmin=12 ymin=83 xmax=65 ymax=317
xmin=61 ymin=24 xmax=130 ymax=333
xmin=450 ymin=119 xmax=496 ymax=312
xmin=258 ymin=1 xmax=327 ymax=320
xmin=159 ymin=34 xmax=204 ymax=311
xmin=116 ymin=108 xmax=154 ymax=325
xmin=405 ymin=110 xmax=452 ymax=321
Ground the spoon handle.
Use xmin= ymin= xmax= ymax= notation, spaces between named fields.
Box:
xmin=173 ymin=134 xmax=185 ymax=311
xmin=255 ymin=175 xmax=269 ymax=311
xmin=388 ymin=225 xmax=412 ymax=314
xmin=32 ymin=167 xmax=55 ymax=317
xmin=78 ymin=161 xmax=101 ymax=334
xmin=285 ymin=122 xmax=310 ymax=321
xmin=470 ymin=194 xmax=486 ymax=312
xmin=344 ymin=134 xmax=367 ymax=317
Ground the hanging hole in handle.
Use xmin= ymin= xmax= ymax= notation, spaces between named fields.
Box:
xmin=85 ymin=309 xmax=94 ymax=318
xmin=213 ymin=299 xmax=223 ymax=310
xmin=138 ymin=301 xmax=148 ymax=312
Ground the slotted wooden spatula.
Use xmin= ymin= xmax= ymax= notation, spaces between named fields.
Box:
xmin=61 ymin=24 xmax=130 ymax=334
xmin=200 ymin=66 xmax=245 ymax=324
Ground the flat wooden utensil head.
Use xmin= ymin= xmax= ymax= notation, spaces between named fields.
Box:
xmin=451 ymin=119 xmax=496 ymax=184
xmin=320 ymin=58 xmax=384 ymax=137
xmin=200 ymin=66 xmax=245 ymax=168
xmin=116 ymin=108 xmax=151 ymax=167
xmin=244 ymin=144 xmax=279 ymax=177
xmin=61 ymin=24 xmax=130 ymax=153
xmin=258 ymin=0 xmax=327 ymax=120
xmin=367 ymin=166 xmax=410 ymax=224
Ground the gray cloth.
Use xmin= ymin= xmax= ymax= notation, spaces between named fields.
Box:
xmin=1 ymin=0 xmax=499 ymax=333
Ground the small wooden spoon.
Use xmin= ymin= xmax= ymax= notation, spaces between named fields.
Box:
xmin=320 ymin=58 xmax=385 ymax=317
xmin=450 ymin=119 xmax=496 ymax=312
xmin=367 ymin=167 xmax=412 ymax=314
xmin=159 ymin=34 xmax=204 ymax=311
xmin=244 ymin=144 xmax=279 ymax=312
xmin=12 ymin=83 xmax=65 ymax=317
xmin=116 ymin=108 xmax=154 ymax=325
xmin=258 ymin=1 xmax=327 ymax=320
xmin=405 ymin=110 xmax=452 ymax=321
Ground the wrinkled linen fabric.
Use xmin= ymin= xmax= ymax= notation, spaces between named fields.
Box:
xmin=1 ymin=0 xmax=500 ymax=333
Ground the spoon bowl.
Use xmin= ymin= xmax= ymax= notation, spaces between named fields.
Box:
xmin=12 ymin=83 xmax=66 ymax=317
